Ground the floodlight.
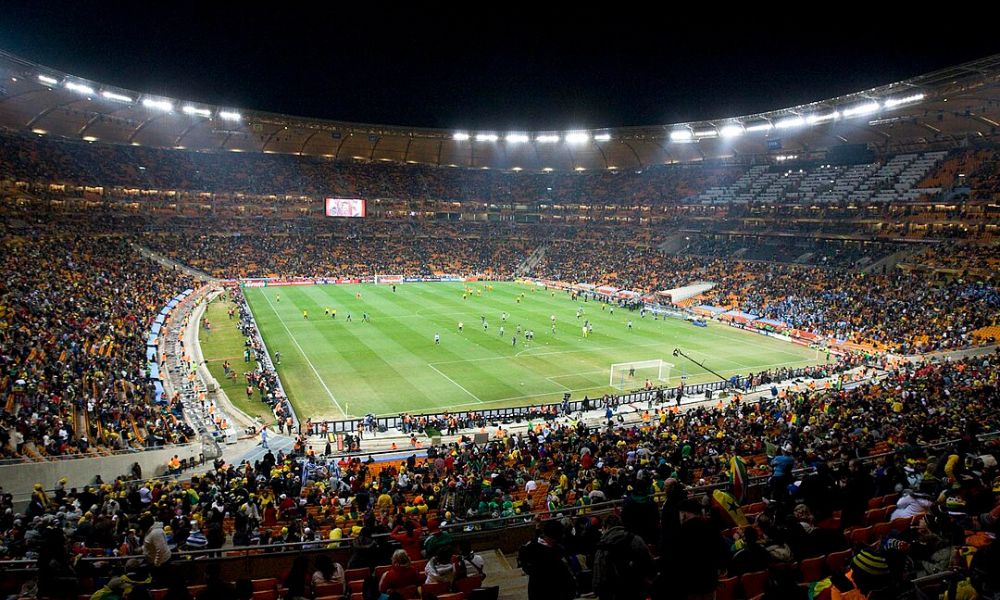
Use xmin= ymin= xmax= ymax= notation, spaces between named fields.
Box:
xmin=475 ymin=133 xmax=498 ymax=142
xmin=219 ymin=111 xmax=242 ymax=121
xmin=65 ymin=81 xmax=95 ymax=96
xmin=884 ymin=94 xmax=925 ymax=108
xmin=565 ymin=132 xmax=590 ymax=144
xmin=452 ymin=132 xmax=470 ymax=141
xmin=594 ymin=133 xmax=612 ymax=141
xmin=142 ymin=98 xmax=173 ymax=112
xmin=505 ymin=134 xmax=529 ymax=143
xmin=37 ymin=75 xmax=58 ymax=85
xmin=536 ymin=135 xmax=560 ymax=143
xmin=841 ymin=102 xmax=880 ymax=118
xmin=669 ymin=130 xmax=692 ymax=142
xmin=101 ymin=91 xmax=133 ymax=103
xmin=775 ymin=116 xmax=805 ymax=129
xmin=719 ymin=125 xmax=744 ymax=138
xmin=182 ymin=106 xmax=211 ymax=117
xmin=745 ymin=122 xmax=773 ymax=133
xmin=693 ymin=129 xmax=717 ymax=138
xmin=806 ymin=112 xmax=840 ymax=125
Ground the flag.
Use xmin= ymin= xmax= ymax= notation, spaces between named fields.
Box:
xmin=710 ymin=489 xmax=747 ymax=528
xmin=730 ymin=455 xmax=748 ymax=504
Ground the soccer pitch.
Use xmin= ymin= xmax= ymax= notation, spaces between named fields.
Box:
xmin=239 ymin=282 xmax=823 ymax=419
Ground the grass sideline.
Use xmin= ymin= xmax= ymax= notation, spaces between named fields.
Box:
xmin=198 ymin=298 xmax=272 ymax=422
xmin=211 ymin=282 xmax=826 ymax=420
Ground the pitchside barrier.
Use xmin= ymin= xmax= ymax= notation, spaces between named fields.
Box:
xmin=308 ymin=366 xmax=830 ymax=435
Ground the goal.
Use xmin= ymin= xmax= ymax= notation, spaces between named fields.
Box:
xmin=609 ymin=359 xmax=673 ymax=390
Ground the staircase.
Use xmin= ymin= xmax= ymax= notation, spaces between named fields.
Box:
xmin=482 ymin=550 xmax=529 ymax=600
xmin=514 ymin=244 xmax=547 ymax=278
xmin=861 ymin=247 xmax=919 ymax=274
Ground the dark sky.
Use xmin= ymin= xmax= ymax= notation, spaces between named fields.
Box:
xmin=1 ymin=3 xmax=997 ymax=130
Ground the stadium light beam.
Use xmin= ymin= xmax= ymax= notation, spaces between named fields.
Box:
xmin=693 ymin=129 xmax=717 ymax=138
xmin=142 ymin=98 xmax=173 ymax=112
xmin=37 ymin=74 xmax=59 ymax=86
xmin=536 ymin=134 xmax=560 ymax=143
xmin=452 ymin=132 xmax=470 ymax=141
xmin=65 ymin=81 xmax=95 ymax=96
xmin=884 ymin=93 xmax=925 ymax=108
xmin=841 ymin=102 xmax=881 ymax=118
xmin=669 ymin=130 xmax=692 ymax=142
xmin=475 ymin=133 xmax=499 ymax=142
xmin=806 ymin=111 xmax=840 ymax=125
xmin=719 ymin=125 xmax=744 ymax=138
xmin=182 ymin=105 xmax=211 ymax=117
xmin=101 ymin=90 xmax=133 ymax=103
xmin=505 ymin=133 xmax=529 ymax=143
xmin=565 ymin=132 xmax=590 ymax=144
xmin=219 ymin=111 xmax=242 ymax=121
xmin=775 ymin=116 xmax=805 ymax=129
xmin=594 ymin=133 xmax=612 ymax=142
xmin=745 ymin=122 xmax=773 ymax=133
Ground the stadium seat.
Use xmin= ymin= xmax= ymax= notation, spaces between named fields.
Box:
xmin=397 ymin=584 xmax=420 ymax=599
xmin=421 ymin=581 xmax=451 ymax=596
xmin=345 ymin=568 xmax=369 ymax=582
xmin=454 ymin=575 xmax=485 ymax=594
xmin=437 ymin=594 xmax=464 ymax=600
xmin=827 ymin=549 xmax=853 ymax=573
xmin=890 ymin=516 xmax=912 ymax=532
xmin=314 ymin=582 xmax=344 ymax=597
xmin=348 ymin=580 xmax=365 ymax=593
xmin=715 ymin=576 xmax=738 ymax=600
xmin=740 ymin=570 xmax=769 ymax=599
xmin=251 ymin=578 xmax=277 ymax=591
xmin=849 ymin=525 xmax=874 ymax=546
xmin=374 ymin=565 xmax=391 ymax=580
xmin=466 ymin=587 xmax=499 ymax=600
xmin=799 ymin=556 xmax=826 ymax=582
xmin=252 ymin=591 xmax=276 ymax=600
xmin=873 ymin=521 xmax=891 ymax=539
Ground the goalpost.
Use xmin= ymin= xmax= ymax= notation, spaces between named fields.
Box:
xmin=609 ymin=359 xmax=674 ymax=390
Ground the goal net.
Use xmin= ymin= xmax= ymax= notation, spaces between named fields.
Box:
xmin=609 ymin=359 xmax=673 ymax=390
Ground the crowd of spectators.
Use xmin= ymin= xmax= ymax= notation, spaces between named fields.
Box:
xmin=2 ymin=352 xmax=998 ymax=599
xmin=0 ymin=131 xmax=740 ymax=205
xmin=0 ymin=236 xmax=196 ymax=459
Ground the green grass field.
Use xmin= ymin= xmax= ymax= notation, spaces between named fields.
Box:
xmin=203 ymin=282 xmax=826 ymax=420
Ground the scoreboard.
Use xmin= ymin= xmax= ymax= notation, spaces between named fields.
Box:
xmin=325 ymin=198 xmax=366 ymax=218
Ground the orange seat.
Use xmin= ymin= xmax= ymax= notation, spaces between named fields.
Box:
xmin=188 ymin=585 xmax=207 ymax=596
xmin=397 ymin=584 xmax=420 ymax=599
xmin=412 ymin=559 xmax=428 ymax=572
xmin=827 ymin=549 xmax=853 ymax=573
xmin=421 ymin=581 xmax=451 ymax=596
xmin=799 ymin=555 xmax=826 ymax=582
xmin=889 ymin=516 xmax=912 ymax=532
xmin=715 ymin=576 xmax=738 ymax=600
xmin=873 ymin=522 xmax=891 ymax=539
xmin=849 ymin=525 xmax=874 ymax=546
xmin=375 ymin=565 xmax=392 ymax=580
xmin=454 ymin=575 xmax=484 ymax=594
xmin=150 ymin=589 xmax=168 ymax=600
xmin=438 ymin=594 xmax=464 ymax=600
xmin=252 ymin=578 xmax=277 ymax=592
xmin=348 ymin=580 xmax=365 ymax=593
xmin=314 ymin=582 xmax=344 ymax=597
xmin=864 ymin=509 xmax=882 ymax=526
xmin=350 ymin=593 xmax=364 ymax=600
xmin=252 ymin=591 xmax=277 ymax=600
xmin=867 ymin=497 xmax=882 ymax=509
xmin=741 ymin=570 xmax=769 ymax=599
xmin=345 ymin=568 xmax=370 ymax=582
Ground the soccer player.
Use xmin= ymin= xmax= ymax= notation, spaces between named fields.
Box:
xmin=346 ymin=313 xmax=352 ymax=322
xmin=501 ymin=312 xmax=507 ymax=322
xmin=576 ymin=308 xmax=582 ymax=319
xmin=582 ymin=325 xmax=588 ymax=338
xmin=303 ymin=310 xmax=308 ymax=319
xmin=512 ymin=336 xmax=517 ymax=347
xmin=610 ymin=306 xmax=615 ymax=316
xmin=392 ymin=284 xmax=396 ymax=293
xmin=516 ymin=324 xmax=522 ymax=335
xmin=627 ymin=320 xmax=633 ymax=331
xmin=274 ymin=351 xmax=281 ymax=365
xmin=356 ymin=292 xmax=362 ymax=300
xmin=499 ymin=325 xmax=505 ymax=337
xmin=362 ymin=312 xmax=370 ymax=323
xmin=483 ymin=321 xmax=489 ymax=331
xmin=434 ymin=333 xmax=440 ymax=345
xmin=551 ymin=323 xmax=556 ymax=334
xmin=587 ymin=323 xmax=593 ymax=336
xmin=276 ymin=294 xmax=280 ymax=302
xmin=324 ymin=307 xmax=330 ymax=316
xmin=331 ymin=309 xmax=336 ymax=320
xmin=458 ymin=321 xmax=463 ymax=332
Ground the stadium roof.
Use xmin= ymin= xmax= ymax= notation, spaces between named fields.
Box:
xmin=1 ymin=49 xmax=999 ymax=172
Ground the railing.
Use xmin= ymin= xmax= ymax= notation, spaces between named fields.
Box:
xmin=308 ymin=365 xmax=833 ymax=434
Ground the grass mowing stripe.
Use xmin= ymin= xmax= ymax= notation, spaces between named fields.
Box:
xmin=259 ymin=289 xmax=346 ymax=416
xmin=240 ymin=282 xmax=824 ymax=417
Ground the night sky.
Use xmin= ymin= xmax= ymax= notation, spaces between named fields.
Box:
xmin=1 ymin=3 xmax=997 ymax=130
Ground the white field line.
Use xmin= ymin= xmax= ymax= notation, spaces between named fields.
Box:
xmin=427 ymin=363 xmax=483 ymax=404
xmin=261 ymin=291 xmax=346 ymax=416
xmin=438 ymin=357 xmax=816 ymax=410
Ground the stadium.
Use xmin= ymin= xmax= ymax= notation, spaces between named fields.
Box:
xmin=0 ymin=20 xmax=999 ymax=600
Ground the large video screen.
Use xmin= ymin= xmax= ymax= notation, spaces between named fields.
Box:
xmin=325 ymin=198 xmax=366 ymax=218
